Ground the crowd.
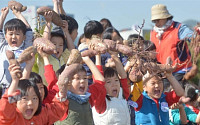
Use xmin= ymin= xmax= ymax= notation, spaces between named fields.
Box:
xmin=0 ymin=0 xmax=200 ymax=125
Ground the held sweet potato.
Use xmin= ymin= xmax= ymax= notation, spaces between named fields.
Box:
xmin=57 ymin=63 xmax=82 ymax=94
xmin=183 ymin=64 xmax=198 ymax=80
xmin=128 ymin=67 xmax=143 ymax=83
xmin=88 ymin=36 xmax=107 ymax=54
xmin=37 ymin=6 xmax=63 ymax=27
xmin=103 ymin=39 xmax=133 ymax=56
xmin=149 ymin=62 xmax=177 ymax=73
xmin=6 ymin=50 xmax=22 ymax=78
xmin=66 ymin=49 xmax=82 ymax=65
xmin=8 ymin=0 xmax=27 ymax=12
xmin=33 ymin=37 xmax=56 ymax=54
xmin=17 ymin=46 xmax=37 ymax=64
xmin=81 ymin=49 xmax=98 ymax=57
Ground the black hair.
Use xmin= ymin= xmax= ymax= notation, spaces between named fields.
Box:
xmin=185 ymin=84 xmax=198 ymax=102
xmin=29 ymin=72 xmax=48 ymax=99
xmin=100 ymin=18 xmax=112 ymax=31
xmin=60 ymin=14 xmax=78 ymax=34
xmin=18 ymin=79 xmax=42 ymax=116
xmin=84 ymin=20 xmax=103 ymax=39
xmin=51 ymin=26 xmax=65 ymax=44
xmin=127 ymin=34 xmax=144 ymax=47
xmin=102 ymin=27 xmax=123 ymax=41
xmin=4 ymin=18 xmax=26 ymax=35
xmin=143 ymin=40 xmax=156 ymax=51
xmin=56 ymin=64 xmax=86 ymax=78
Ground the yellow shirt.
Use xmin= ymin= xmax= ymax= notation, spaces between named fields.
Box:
xmin=32 ymin=49 xmax=70 ymax=86
xmin=131 ymin=81 xmax=143 ymax=102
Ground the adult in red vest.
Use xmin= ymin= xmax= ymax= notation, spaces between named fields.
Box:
xmin=150 ymin=4 xmax=193 ymax=92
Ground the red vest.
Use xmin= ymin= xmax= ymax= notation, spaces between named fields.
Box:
xmin=151 ymin=22 xmax=192 ymax=72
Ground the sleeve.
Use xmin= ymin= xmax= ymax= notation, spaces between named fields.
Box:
xmin=89 ymin=80 xmax=107 ymax=114
xmin=0 ymin=90 xmax=20 ymax=124
xmin=120 ymin=78 xmax=130 ymax=100
xmin=134 ymin=94 xmax=143 ymax=111
xmin=185 ymin=107 xmax=197 ymax=123
xmin=170 ymin=109 xmax=182 ymax=125
xmin=42 ymin=97 xmax=69 ymax=124
xmin=165 ymin=91 xmax=180 ymax=107
xmin=178 ymin=24 xmax=193 ymax=41
xmin=131 ymin=81 xmax=143 ymax=102
xmin=0 ymin=31 xmax=7 ymax=48
xmin=43 ymin=64 xmax=59 ymax=104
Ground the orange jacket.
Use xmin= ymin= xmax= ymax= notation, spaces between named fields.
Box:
xmin=0 ymin=92 xmax=69 ymax=125
xmin=151 ymin=21 xmax=192 ymax=72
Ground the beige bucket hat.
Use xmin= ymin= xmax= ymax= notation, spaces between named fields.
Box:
xmin=151 ymin=4 xmax=173 ymax=21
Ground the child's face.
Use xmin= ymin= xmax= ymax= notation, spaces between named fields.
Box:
xmin=143 ymin=76 xmax=163 ymax=99
xmin=112 ymin=32 xmax=123 ymax=44
xmin=70 ymin=71 xmax=88 ymax=95
xmin=105 ymin=74 xmax=120 ymax=97
xmin=17 ymin=87 xmax=39 ymax=120
xmin=36 ymin=83 xmax=45 ymax=101
xmin=51 ymin=36 xmax=64 ymax=58
xmin=71 ymin=29 xmax=78 ymax=42
xmin=5 ymin=29 xmax=26 ymax=47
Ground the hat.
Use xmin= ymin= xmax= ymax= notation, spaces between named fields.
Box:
xmin=151 ymin=4 xmax=173 ymax=21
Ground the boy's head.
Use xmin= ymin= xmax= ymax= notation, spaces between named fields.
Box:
xmin=104 ymin=67 xmax=121 ymax=98
xmin=17 ymin=79 xmax=42 ymax=120
xmin=51 ymin=26 xmax=65 ymax=58
xmin=185 ymin=84 xmax=198 ymax=102
xmin=60 ymin=14 xmax=78 ymax=41
xmin=69 ymin=65 xmax=88 ymax=95
xmin=102 ymin=27 xmax=123 ymax=44
xmin=29 ymin=72 xmax=48 ymax=101
xmin=143 ymin=74 xmax=163 ymax=99
xmin=4 ymin=18 xmax=26 ymax=47
xmin=84 ymin=20 xmax=103 ymax=39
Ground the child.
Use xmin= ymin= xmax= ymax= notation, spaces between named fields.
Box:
xmin=91 ymin=52 xmax=130 ymax=124
xmin=0 ymin=6 xmax=33 ymax=94
xmin=32 ymin=11 xmax=73 ymax=85
xmin=0 ymin=62 xmax=69 ymax=124
xmin=134 ymin=70 xmax=185 ymax=125
xmin=170 ymin=84 xmax=200 ymax=125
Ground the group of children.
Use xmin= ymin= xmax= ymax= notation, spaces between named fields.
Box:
xmin=0 ymin=0 xmax=200 ymax=125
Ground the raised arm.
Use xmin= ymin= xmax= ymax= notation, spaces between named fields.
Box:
xmin=21 ymin=54 xmax=35 ymax=79
xmin=53 ymin=0 xmax=59 ymax=14
xmin=82 ymin=56 xmax=104 ymax=82
xmin=0 ymin=7 xmax=9 ymax=30
xmin=62 ymin=20 xmax=75 ymax=51
xmin=12 ymin=7 xmax=30 ymax=29
xmin=7 ymin=64 xmax=21 ymax=95
xmin=43 ymin=11 xmax=53 ymax=40
xmin=58 ymin=0 xmax=67 ymax=15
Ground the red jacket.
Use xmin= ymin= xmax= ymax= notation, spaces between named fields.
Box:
xmin=151 ymin=21 xmax=192 ymax=72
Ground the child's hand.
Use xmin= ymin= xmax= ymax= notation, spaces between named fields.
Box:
xmin=12 ymin=6 xmax=21 ymax=16
xmin=44 ymin=11 xmax=53 ymax=23
xmin=37 ymin=46 xmax=49 ymax=58
xmin=170 ymin=102 xmax=183 ymax=109
xmin=25 ymin=53 xmax=35 ymax=68
xmin=8 ymin=64 xmax=21 ymax=81
xmin=62 ymin=20 xmax=69 ymax=34
xmin=1 ymin=7 xmax=9 ymax=16
xmin=105 ymin=58 xmax=116 ymax=68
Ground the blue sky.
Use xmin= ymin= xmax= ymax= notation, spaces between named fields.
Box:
xmin=1 ymin=0 xmax=200 ymax=36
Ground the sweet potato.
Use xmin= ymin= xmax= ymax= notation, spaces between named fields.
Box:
xmin=128 ymin=67 xmax=143 ymax=83
xmin=148 ymin=62 xmax=177 ymax=73
xmin=88 ymin=36 xmax=107 ymax=54
xmin=8 ymin=0 xmax=27 ymax=12
xmin=183 ymin=64 xmax=198 ymax=80
xmin=66 ymin=49 xmax=82 ymax=65
xmin=103 ymin=39 xmax=133 ymax=56
xmin=81 ymin=49 xmax=98 ymax=57
xmin=37 ymin=6 xmax=63 ymax=27
xmin=6 ymin=50 xmax=22 ymax=78
xmin=57 ymin=63 xmax=82 ymax=94
xmin=17 ymin=46 xmax=37 ymax=64
xmin=33 ymin=37 xmax=56 ymax=54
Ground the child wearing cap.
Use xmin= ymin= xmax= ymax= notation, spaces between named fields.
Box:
xmin=150 ymin=4 xmax=194 ymax=92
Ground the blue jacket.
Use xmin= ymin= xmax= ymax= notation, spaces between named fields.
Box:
xmin=135 ymin=91 xmax=170 ymax=125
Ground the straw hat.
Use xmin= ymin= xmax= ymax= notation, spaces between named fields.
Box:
xmin=151 ymin=4 xmax=173 ymax=21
